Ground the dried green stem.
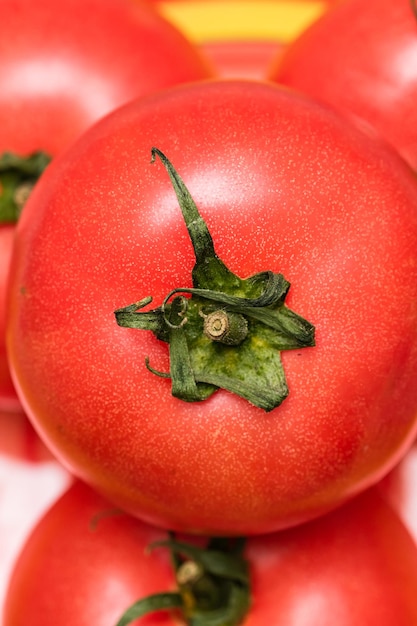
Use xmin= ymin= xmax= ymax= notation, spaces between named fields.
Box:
xmin=114 ymin=148 xmax=315 ymax=411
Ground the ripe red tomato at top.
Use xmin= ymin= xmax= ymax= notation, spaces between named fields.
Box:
xmin=0 ymin=0 xmax=211 ymax=157
xmin=0 ymin=0 xmax=212 ymax=411
xmin=269 ymin=0 xmax=417 ymax=170
xmin=4 ymin=481 xmax=417 ymax=626
xmin=7 ymin=80 xmax=417 ymax=535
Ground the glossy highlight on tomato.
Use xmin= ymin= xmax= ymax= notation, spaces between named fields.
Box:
xmin=6 ymin=80 xmax=417 ymax=535
xmin=0 ymin=0 xmax=212 ymax=157
xmin=199 ymin=40 xmax=285 ymax=79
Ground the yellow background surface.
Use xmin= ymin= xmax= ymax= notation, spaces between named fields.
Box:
xmin=158 ymin=1 xmax=327 ymax=43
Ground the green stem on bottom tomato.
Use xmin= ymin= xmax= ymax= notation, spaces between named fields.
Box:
xmin=115 ymin=536 xmax=251 ymax=626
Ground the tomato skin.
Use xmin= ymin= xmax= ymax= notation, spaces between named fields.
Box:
xmin=0 ymin=0 xmax=212 ymax=411
xmin=3 ymin=482 xmax=175 ymax=626
xmin=269 ymin=0 xmax=417 ymax=170
xmin=0 ymin=0 xmax=211 ymax=157
xmin=7 ymin=80 xmax=417 ymax=535
xmin=246 ymin=490 xmax=417 ymax=626
xmin=199 ymin=40 xmax=286 ymax=79
xmin=4 ymin=482 xmax=417 ymax=626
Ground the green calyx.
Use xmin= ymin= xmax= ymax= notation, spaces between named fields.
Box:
xmin=114 ymin=536 xmax=251 ymax=626
xmin=0 ymin=150 xmax=51 ymax=222
xmin=114 ymin=148 xmax=315 ymax=412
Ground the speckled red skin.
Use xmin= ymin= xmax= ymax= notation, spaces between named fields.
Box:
xmin=7 ymin=80 xmax=417 ymax=535
xmin=0 ymin=0 xmax=211 ymax=410
xmin=270 ymin=0 xmax=417 ymax=171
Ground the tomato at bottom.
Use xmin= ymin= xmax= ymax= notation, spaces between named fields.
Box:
xmin=4 ymin=481 xmax=417 ymax=626
xmin=0 ymin=409 xmax=71 ymax=611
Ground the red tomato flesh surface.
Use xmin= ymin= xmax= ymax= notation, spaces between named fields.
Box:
xmin=0 ymin=0 xmax=212 ymax=411
xmin=0 ymin=0 xmax=212 ymax=157
xmin=6 ymin=80 xmax=417 ymax=535
xmin=269 ymin=0 xmax=417 ymax=170
xmin=4 ymin=481 xmax=417 ymax=626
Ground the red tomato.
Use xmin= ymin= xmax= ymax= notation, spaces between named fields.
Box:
xmin=378 ymin=442 xmax=417 ymax=545
xmin=0 ymin=0 xmax=212 ymax=410
xmin=3 ymin=481 xmax=175 ymax=626
xmin=0 ymin=409 xmax=71 ymax=616
xmin=199 ymin=40 xmax=285 ymax=79
xmin=7 ymin=80 xmax=417 ymax=535
xmin=269 ymin=0 xmax=417 ymax=170
xmin=4 ymin=482 xmax=417 ymax=626
xmin=0 ymin=0 xmax=211 ymax=157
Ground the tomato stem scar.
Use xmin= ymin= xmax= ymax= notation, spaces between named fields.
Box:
xmin=114 ymin=148 xmax=315 ymax=412
xmin=114 ymin=535 xmax=251 ymax=626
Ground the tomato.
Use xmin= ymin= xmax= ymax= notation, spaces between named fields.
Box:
xmin=269 ymin=0 xmax=417 ymax=170
xmin=0 ymin=0 xmax=212 ymax=411
xmin=7 ymin=80 xmax=417 ymax=535
xmin=0 ymin=0 xmax=212 ymax=157
xmin=146 ymin=0 xmax=333 ymax=80
xmin=4 ymin=481 xmax=417 ymax=626
xmin=199 ymin=41 xmax=286 ymax=79
xmin=2 ymin=481 xmax=175 ymax=626
xmin=0 ymin=409 xmax=71 ymax=616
